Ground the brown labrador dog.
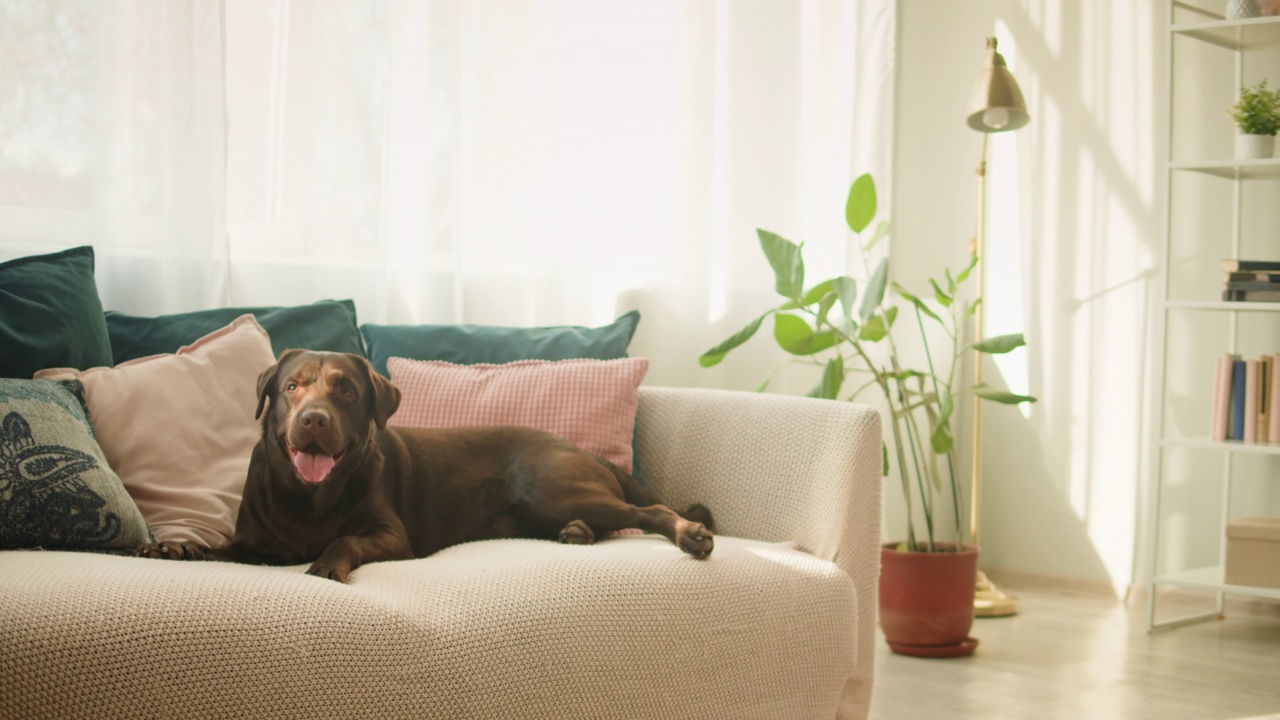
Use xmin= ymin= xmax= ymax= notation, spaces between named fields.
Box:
xmin=136 ymin=350 xmax=714 ymax=582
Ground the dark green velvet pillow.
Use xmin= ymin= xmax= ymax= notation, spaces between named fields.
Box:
xmin=105 ymin=299 xmax=366 ymax=364
xmin=0 ymin=246 xmax=113 ymax=379
xmin=0 ymin=377 xmax=154 ymax=551
xmin=360 ymin=310 xmax=641 ymax=377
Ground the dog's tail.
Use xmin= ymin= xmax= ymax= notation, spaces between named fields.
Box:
xmin=598 ymin=456 xmax=716 ymax=533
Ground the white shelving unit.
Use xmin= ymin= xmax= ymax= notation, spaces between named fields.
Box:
xmin=1147 ymin=5 xmax=1280 ymax=632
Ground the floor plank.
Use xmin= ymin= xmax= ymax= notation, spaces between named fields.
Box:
xmin=869 ymin=573 xmax=1280 ymax=719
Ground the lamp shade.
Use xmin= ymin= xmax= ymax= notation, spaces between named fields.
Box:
xmin=967 ymin=37 xmax=1028 ymax=133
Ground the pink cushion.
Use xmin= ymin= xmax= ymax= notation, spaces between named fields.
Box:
xmin=37 ymin=315 xmax=275 ymax=546
xmin=387 ymin=357 xmax=649 ymax=472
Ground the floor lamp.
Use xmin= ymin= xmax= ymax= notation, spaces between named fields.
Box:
xmin=966 ymin=37 xmax=1029 ymax=618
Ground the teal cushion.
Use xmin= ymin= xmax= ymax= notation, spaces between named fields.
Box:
xmin=0 ymin=246 xmax=113 ymax=379
xmin=106 ymin=299 xmax=366 ymax=364
xmin=0 ymin=378 xmax=154 ymax=551
xmin=360 ymin=310 xmax=641 ymax=377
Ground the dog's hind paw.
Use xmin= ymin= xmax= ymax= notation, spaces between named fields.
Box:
xmin=676 ymin=521 xmax=714 ymax=559
xmin=557 ymin=519 xmax=596 ymax=545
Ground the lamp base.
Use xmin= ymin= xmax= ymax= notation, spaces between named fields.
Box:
xmin=974 ymin=570 xmax=1019 ymax=617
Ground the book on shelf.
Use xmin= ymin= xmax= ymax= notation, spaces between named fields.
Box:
xmin=1212 ymin=353 xmax=1280 ymax=445
xmin=1226 ymin=280 xmax=1280 ymax=292
xmin=1244 ymin=359 xmax=1259 ymax=443
xmin=1225 ymin=271 xmax=1280 ymax=284
xmin=1222 ymin=289 xmax=1280 ymax=302
xmin=1270 ymin=354 xmax=1280 ymax=444
xmin=1259 ymin=356 xmax=1273 ymax=442
xmin=1222 ymin=259 xmax=1280 ymax=273
xmin=1230 ymin=358 xmax=1247 ymax=441
xmin=1212 ymin=354 xmax=1236 ymax=441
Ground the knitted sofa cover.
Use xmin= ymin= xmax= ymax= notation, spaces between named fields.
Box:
xmin=0 ymin=387 xmax=882 ymax=720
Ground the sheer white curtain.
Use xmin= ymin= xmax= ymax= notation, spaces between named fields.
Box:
xmin=0 ymin=0 xmax=895 ymax=390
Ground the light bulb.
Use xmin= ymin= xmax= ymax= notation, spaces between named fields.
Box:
xmin=982 ymin=107 xmax=1010 ymax=130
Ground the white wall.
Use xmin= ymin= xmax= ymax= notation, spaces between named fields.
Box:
xmin=894 ymin=0 xmax=1165 ymax=589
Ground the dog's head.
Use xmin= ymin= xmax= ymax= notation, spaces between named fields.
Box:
xmin=254 ymin=350 xmax=401 ymax=487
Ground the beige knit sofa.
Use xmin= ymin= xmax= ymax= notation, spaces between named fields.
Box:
xmin=0 ymin=386 xmax=882 ymax=720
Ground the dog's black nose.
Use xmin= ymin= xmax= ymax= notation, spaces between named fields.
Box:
xmin=299 ymin=408 xmax=331 ymax=431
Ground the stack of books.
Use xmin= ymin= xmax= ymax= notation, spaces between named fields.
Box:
xmin=1212 ymin=354 xmax=1280 ymax=443
xmin=1222 ymin=259 xmax=1280 ymax=302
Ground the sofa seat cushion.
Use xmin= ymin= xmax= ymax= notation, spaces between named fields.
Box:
xmin=0 ymin=535 xmax=856 ymax=720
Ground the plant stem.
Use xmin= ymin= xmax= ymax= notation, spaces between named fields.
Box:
xmin=912 ymin=303 xmax=964 ymax=550
xmin=891 ymin=355 xmax=935 ymax=550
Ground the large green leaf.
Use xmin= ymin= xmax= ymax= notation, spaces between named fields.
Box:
xmin=921 ymin=398 xmax=946 ymax=490
xmin=845 ymin=173 xmax=877 ymax=234
xmin=930 ymin=387 xmax=955 ymax=454
xmin=956 ymin=252 xmax=979 ymax=285
xmin=971 ymin=333 xmax=1026 ymax=354
xmin=758 ymin=229 xmax=805 ymax=301
xmin=807 ymin=355 xmax=845 ymax=400
xmin=929 ymin=278 xmax=953 ymax=308
xmin=892 ymin=282 xmax=942 ymax=324
xmin=865 ymin=220 xmax=891 ymax=252
xmin=931 ymin=420 xmax=952 ymax=453
xmin=774 ymin=313 xmax=839 ymax=356
xmin=816 ymin=292 xmax=838 ymax=328
xmin=699 ymin=312 xmax=769 ymax=367
xmin=859 ymin=314 xmax=888 ymax=342
xmin=833 ymin=276 xmax=857 ymax=323
xmin=858 ymin=307 xmax=897 ymax=341
xmin=859 ymin=257 xmax=888 ymax=323
xmin=968 ymin=383 xmax=1037 ymax=404
xmin=801 ymin=279 xmax=836 ymax=307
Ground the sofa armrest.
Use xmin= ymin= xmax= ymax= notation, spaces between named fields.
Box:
xmin=634 ymin=386 xmax=882 ymax=719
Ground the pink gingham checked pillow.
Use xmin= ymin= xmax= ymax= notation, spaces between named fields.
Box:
xmin=386 ymin=356 xmax=649 ymax=472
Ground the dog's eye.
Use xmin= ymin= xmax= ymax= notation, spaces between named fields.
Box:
xmin=286 ymin=382 xmax=298 ymax=393
xmin=334 ymin=383 xmax=355 ymax=400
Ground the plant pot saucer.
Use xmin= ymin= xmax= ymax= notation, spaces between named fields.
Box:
xmin=885 ymin=636 xmax=979 ymax=658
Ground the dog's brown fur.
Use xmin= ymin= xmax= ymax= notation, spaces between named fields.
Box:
xmin=135 ymin=350 xmax=714 ymax=582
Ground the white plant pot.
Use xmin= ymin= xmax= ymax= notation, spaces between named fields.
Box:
xmin=1236 ymin=133 xmax=1276 ymax=159
xmin=1227 ymin=0 xmax=1262 ymax=18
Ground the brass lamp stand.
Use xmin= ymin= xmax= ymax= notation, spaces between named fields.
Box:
xmin=965 ymin=37 xmax=1029 ymax=618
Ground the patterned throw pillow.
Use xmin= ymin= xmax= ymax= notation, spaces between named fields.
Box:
xmin=387 ymin=357 xmax=649 ymax=473
xmin=0 ymin=378 xmax=153 ymax=551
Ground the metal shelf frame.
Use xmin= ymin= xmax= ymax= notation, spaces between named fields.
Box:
xmin=1147 ymin=5 xmax=1280 ymax=633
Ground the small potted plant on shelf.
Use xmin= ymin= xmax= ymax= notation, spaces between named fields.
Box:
xmin=1230 ymin=79 xmax=1280 ymax=159
xmin=699 ymin=173 xmax=1036 ymax=658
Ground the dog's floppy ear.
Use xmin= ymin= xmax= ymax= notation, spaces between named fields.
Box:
xmin=352 ymin=354 xmax=401 ymax=430
xmin=256 ymin=349 xmax=305 ymax=420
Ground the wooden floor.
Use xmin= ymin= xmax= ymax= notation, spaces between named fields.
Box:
xmin=868 ymin=571 xmax=1280 ymax=720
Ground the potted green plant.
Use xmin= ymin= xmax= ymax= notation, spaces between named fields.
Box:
xmin=1230 ymin=79 xmax=1280 ymax=159
xmin=699 ymin=173 xmax=1035 ymax=657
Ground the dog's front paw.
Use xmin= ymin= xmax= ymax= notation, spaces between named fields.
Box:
xmin=677 ymin=522 xmax=714 ymax=559
xmin=134 ymin=540 xmax=210 ymax=561
xmin=305 ymin=560 xmax=351 ymax=584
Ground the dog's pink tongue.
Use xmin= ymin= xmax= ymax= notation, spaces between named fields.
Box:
xmin=293 ymin=452 xmax=336 ymax=484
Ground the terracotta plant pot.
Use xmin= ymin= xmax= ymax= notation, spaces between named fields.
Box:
xmin=879 ymin=542 xmax=980 ymax=658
